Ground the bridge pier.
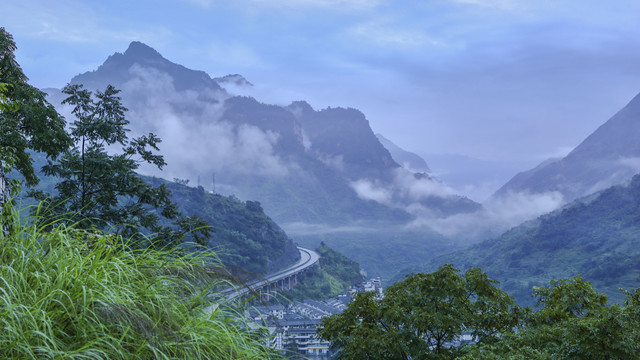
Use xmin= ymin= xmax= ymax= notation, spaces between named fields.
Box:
xmin=256 ymin=273 xmax=301 ymax=301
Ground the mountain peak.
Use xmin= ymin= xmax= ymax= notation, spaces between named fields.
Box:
xmin=71 ymin=41 xmax=221 ymax=93
xmin=287 ymin=101 xmax=314 ymax=116
xmin=123 ymin=41 xmax=164 ymax=60
xmin=214 ymin=74 xmax=253 ymax=87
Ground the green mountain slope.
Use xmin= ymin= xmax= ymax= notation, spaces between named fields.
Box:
xmin=149 ymin=177 xmax=301 ymax=275
xmin=402 ymin=175 xmax=640 ymax=305
xmin=13 ymin=151 xmax=301 ymax=277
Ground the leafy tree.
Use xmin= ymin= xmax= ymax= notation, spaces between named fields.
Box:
xmin=35 ymin=84 xmax=210 ymax=247
xmin=461 ymin=275 xmax=640 ymax=359
xmin=0 ymin=82 xmax=17 ymax=112
xmin=319 ymin=265 xmax=519 ymax=360
xmin=0 ymin=28 xmax=71 ymax=185
xmin=323 ymin=269 xmax=640 ymax=359
xmin=519 ymin=276 xmax=639 ymax=359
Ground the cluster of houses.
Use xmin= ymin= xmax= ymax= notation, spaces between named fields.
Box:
xmin=246 ymin=277 xmax=383 ymax=358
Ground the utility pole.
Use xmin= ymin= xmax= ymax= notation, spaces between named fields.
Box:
xmin=212 ymin=172 xmax=216 ymax=193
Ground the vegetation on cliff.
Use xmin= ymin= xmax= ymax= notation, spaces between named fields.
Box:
xmin=156 ymin=179 xmax=300 ymax=276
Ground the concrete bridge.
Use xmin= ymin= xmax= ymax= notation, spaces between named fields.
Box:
xmin=254 ymin=246 xmax=320 ymax=301
xmin=210 ymin=246 xmax=320 ymax=302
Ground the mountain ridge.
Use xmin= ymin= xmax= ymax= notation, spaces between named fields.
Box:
xmin=66 ymin=40 xmax=480 ymax=225
xmin=71 ymin=41 xmax=223 ymax=93
xmin=402 ymin=174 xmax=640 ymax=305
xmin=55 ymin=40 xmax=483 ymax=279
xmin=376 ymin=133 xmax=430 ymax=173
xmin=494 ymin=91 xmax=640 ymax=202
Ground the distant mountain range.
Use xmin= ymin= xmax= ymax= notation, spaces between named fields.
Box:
xmin=401 ymin=174 xmax=640 ymax=305
xmin=392 ymin=84 xmax=640 ymax=303
xmin=494 ymin=91 xmax=640 ymax=203
xmin=41 ymin=41 xmax=640 ymax=290
xmin=62 ymin=41 xmax=479 ymax=223
xmin=44 ymin=41 xmax=481 ymax=280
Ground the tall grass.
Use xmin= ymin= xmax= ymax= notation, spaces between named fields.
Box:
xmin=0 ymin=205 xmax=278 ymax=359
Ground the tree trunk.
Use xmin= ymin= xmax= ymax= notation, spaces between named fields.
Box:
xmin=0 ymin=161 xmax=11 ymax=236
xmin=0 ymin=164 xmax=9 ymax=207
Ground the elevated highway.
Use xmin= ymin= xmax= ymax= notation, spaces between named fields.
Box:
xmin=210 ymin=246 xmax=320 ymax=302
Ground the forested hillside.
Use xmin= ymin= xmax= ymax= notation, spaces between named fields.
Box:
xmin=152 ymin=177 xmax=300 ymax=275
xmin=403 ymin=175 xmax=640 ymax=305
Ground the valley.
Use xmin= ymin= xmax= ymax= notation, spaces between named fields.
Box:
xmin=3 ymin=6 xmax=640 ymax=355
xmin=36 ymin=40 xmax=640 ymax=298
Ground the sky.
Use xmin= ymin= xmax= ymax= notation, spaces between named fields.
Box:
xmin=3 ymin=0 xmax=640 ymax=200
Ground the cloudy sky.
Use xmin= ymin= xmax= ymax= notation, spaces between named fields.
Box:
xmin=3 ymin=0 xmax=640 ymax=199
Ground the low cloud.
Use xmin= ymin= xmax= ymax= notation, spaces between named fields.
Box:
xmin=300 ymin=129 xmax=312 ymax=152
xmin=618 ymin=157 xmax=640 ymax=173
xmin=393 ymin=169 xmax=455 ymax=200
xmin=350 ymin=179 xmax=393 ymax=204
xmin=320 ymin=155 xmax=345 ymax=172
xmin=581 ymin=157 xmax=640 ymax=195
xmin=350 ymin=168 xmax=457 ymax=209
xmin=407 ymin=190 xmax=564 ymax=240
xmin=351 ymin=167 xmax=564 ymax=241
xmin=282 ymin=222 xmax=377 ymax=236
xmin=119 ymin=64 xmax=293 ymax=183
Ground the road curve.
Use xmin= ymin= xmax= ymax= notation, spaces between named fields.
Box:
xmin=211 ymin=246 xmax=320 ymax=301
xmin=265 ymin=247 xmax=320 ymax=283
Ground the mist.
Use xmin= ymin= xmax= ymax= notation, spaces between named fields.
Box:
xmin=349 ymin=166 xmax=566 ymax=241
xmin=416 ymin=191 xmax=564 ymax=240
xmin=117 ymin=65 xmax=296 ymax=186
xmin=92 ymin=62 xmax=573 ymax=244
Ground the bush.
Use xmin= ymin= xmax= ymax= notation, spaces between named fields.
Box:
xmin=0 ymin=205 xmax=277 ymax=359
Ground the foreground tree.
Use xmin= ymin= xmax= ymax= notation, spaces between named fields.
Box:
xmin=0 ymin=28 xmax=71 ymax=186
xmin=461 ymin=275 xmax=640 ymax=359
xmin=319 ymin=265 xmax=519 ymax=359
xmin=322 ymin=267 xmax=640 ymax=359
xmin=0 ymin=82 xmax=16 ymax=112
xmin=34 ymin=84 xmax=210 ymax=247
